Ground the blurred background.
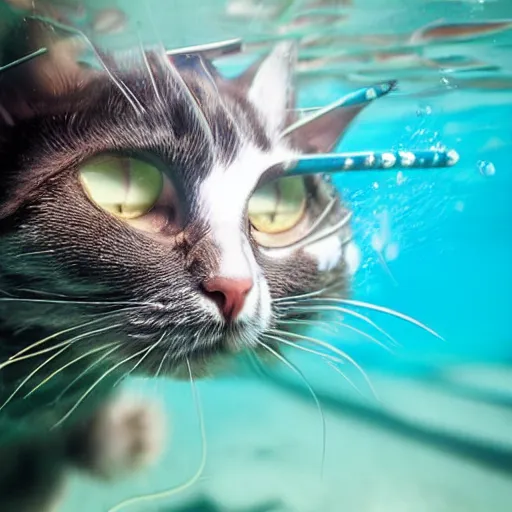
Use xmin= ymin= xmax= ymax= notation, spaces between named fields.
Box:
xmin=2 ymin=0 xmax=512 ymax=510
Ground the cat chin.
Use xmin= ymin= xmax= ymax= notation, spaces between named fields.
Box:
xmin=169 ymin=353 xmax=238 ymax=381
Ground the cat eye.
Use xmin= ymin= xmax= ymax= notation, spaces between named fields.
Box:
xmin=79 ymin=156 xmax=164 ymax=220
xmin=248 ymin=176 xmax=307 ymax=235
xmin=248 ymin=174 xmax=347 ymax=250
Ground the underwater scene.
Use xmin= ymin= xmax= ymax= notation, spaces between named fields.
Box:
xmin=0 ymin=0 xmax=511 ymax=511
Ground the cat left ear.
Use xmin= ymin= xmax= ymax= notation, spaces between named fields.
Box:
xmin=283 ymin=103 xmax=368 ymax=154
xmin=241 ymin=42 xmax=297 ymax=136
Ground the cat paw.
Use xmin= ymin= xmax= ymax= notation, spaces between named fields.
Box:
xmin=68 ymin=394 xmax=166 ymax=480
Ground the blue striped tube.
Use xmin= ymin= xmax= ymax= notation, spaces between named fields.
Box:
xmin=330 ymin=81 xmax=397 ymax=107
xmin=286 ymin=149 xmax=460 ymax=175
xmin=282 ymin=81 xmax=396 ymax=136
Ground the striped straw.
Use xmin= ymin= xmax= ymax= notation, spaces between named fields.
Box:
xmin=285 ymin=149 xmax=460 ymax=176
xmin=282 ymin=81 xmax=396 ymax=137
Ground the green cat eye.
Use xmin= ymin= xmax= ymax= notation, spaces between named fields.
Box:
xmin=248 ymin=176 xmax=306 ymax=234
xmin=79 ymin=156 xmax=164 ymax=219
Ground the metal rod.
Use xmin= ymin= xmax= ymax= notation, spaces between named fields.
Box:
xmin=0 ymin=47 xmax=48 ymax=74
xmin=166 ymin=38 xmax=243 ymax=59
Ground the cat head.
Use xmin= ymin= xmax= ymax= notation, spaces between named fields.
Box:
xmin=0 ymin=20 xmax=361 ymax=378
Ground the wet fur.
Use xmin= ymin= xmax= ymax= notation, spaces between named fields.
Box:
xmin=0 ymin=18 xmax=354 ymax=511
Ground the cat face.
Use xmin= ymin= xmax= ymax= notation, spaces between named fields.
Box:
xmin=0 ymin=27 xmax=355 ymax=377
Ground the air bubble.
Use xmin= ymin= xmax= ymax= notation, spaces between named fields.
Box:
xmin=396 ymin=171 xmax=406 ymax=185
xmin=385 ymin=243 xmax=399 ymax=261
xmin=371 ymin=234 xmax=384 ymax=252
xmin=416 ymin=106 xmax=432 ymax=117
xmin=430 ymin=142 xmax=447 ymax=152
xmin=478 ymin=160 xmax=496 ymax=176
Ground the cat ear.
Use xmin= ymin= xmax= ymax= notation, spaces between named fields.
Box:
xmin=283 ymin=103 xmax=368 ymax=154
xmin=0 ymin=18 xmax=96 ymax=123
xmin=237 ymin=42 xmax=297 ymax=135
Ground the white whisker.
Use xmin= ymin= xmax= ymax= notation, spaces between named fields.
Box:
xmin=4 ymin=316 xmax=122 ymax=363
xmin=264 ymin=332 xmax=345 ymax=365
xmin=326 ymin=361 xmax=366 ymax=398
xmin=0 ymin=324 xmax=118 ymax=410
xmin=24 ymin=343 xmax=119 ymax=399
xmin=0 ymin=297 xmax=156 ymax=307
xmin=281 ymin=304 xmax=398 ymax=347
xmin=335 ymin=298 xmax=444 ymax=340
xmin=277 ymin=318 xmax=339 ymax=336
xmin=264 ymin=333 xmax=366 ymax=399
xmin=112 ymin=331 xmax=167 ymax=388
xmin=270 ymin=328 xmax=378 ymax=399
xmin=280 ymin=315 xmax=391 ymax=351
xmin=54 ymin=344 xmax=121 ymax=403
xmin=14 ymin=249 xmax=56 ymax=258
xmin=268 ymin=212 xmax=352 ymax=253
xmin=161 ymin=53 xmax=215 ymax=150
xmin=29 ymin=15 xmax=146 ymax=116
xmin=0 ymin=344 xmax=71 ymax=411
xmin=329 ymin=320 xmax=394 ymax=352
xmin=154 ymin=345 xmax=170 ymax=379
xmin=1 ymin=323 xmax=122 ymax=369
xmin=107 ymin=358 xmax=207 ymax=512
xmin=272 ymin=279 xmax=345 ymax=304
xmin=53 ymin=346 xmax=152 ymax=428
xmin=258 ymin=339 xmax=326 ymax=478
xmin=137 ymin=24 xmax=162 ymax=104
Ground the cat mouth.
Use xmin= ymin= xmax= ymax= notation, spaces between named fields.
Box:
xmin=149 ymin=343 xmax=228 ymax=372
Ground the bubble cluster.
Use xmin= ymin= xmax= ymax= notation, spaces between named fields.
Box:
xmin=477 ymin=160 xmax=496 ymax=177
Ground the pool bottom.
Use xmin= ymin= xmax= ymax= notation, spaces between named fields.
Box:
xmin=61 ymin=355 xmax=512 ymax=512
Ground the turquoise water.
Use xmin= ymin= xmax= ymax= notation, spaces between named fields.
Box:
xmin=7 ymin=0 xmax=512 ymax=510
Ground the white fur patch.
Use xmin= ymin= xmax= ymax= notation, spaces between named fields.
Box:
xmin=259 ymin=245 xmax=294 ymax=260
xmin=260 ymin=234 xmax=345 ymax=272
xmin=198 ymin=143 xmax=294 ymax=323
xmin=262 ymin=233 xmax=353 ymax=275
xmin=344 ymin=241 xmax=361 ymax=275
xmin=304 ymin=235 xmax=343 ymax=272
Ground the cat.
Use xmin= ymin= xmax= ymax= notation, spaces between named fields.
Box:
xmin=0 ymin=16 xmax=358 ymax=512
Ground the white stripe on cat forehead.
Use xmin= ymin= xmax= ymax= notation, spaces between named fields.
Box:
xmin=198 ymin=144 xmax=293 ymax=279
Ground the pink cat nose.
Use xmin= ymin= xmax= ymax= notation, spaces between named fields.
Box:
xmin=202 ymin=276 xmax=254 ymax=322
